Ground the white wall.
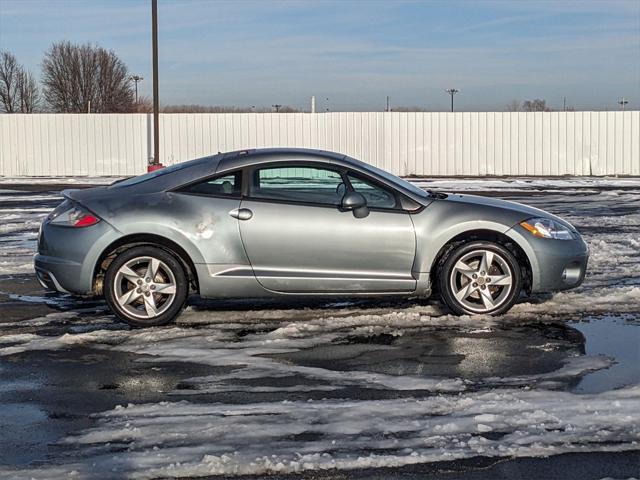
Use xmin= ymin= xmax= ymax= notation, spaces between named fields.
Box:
xmin=1 ymin=111 xmax=638 ymax=177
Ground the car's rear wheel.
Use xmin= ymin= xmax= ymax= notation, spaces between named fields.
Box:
xmin=438 ymin=241 xmax=522 ymax=316
xmin=104 ymin=246 xmax=188 ymax=327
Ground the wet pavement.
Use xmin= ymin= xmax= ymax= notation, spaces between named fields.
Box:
xmin=0 ymin=179 xmax=638 ymax=479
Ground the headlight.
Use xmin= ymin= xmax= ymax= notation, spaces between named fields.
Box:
xmin=520 ymin=217 xmax=574 ymax=240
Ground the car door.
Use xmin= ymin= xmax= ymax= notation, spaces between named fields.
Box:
xmin=237 ymin=162 xmax=417 ymax=293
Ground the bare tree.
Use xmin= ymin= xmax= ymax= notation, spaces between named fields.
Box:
xmin=161 ymin=104 xmax=300 ymax=113
xmin=41 ymin=41 xmax=134 ymax=113
xmin=276 ymin=105 xmax=300 ymax=113
xmin=505 ymin=100 xmax=521 ymax=112
xmin=18 ymin=70 xmax=40 ymax=113
xmin=0 ymin=51 xmax=20 ymax=112
xmin=391 ymin=106 xmax=428 ymax=112
xmin=132 ymin=95 xmax=153 ymax=113
xmin=0 ymin=51 xmax=39 ymax=112
xmin=522 ymin=99 xmax=551 ymax=112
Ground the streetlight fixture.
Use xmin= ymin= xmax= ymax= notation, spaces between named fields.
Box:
xmin=130 ymin=75 xmax=143 ymax=103
xmin=445 ymin=88 xmax=459 ymax=112
xmin=272 ymin=104 xmax=282 ymax=113
xmin=618 ymin=97 xmax=629 ymax=110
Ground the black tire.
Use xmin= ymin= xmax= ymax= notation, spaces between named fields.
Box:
xmin=438 ymin=241 xmax=522 ymax=316
xmin=104 ymin=246 xmax=188 ymax=327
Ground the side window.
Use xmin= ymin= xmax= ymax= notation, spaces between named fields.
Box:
xmin=348 ymin=174 xmax=397 ymax=209
xmin=251 ymin=166 xmax=344 ymax=206
xmin=179 ymin=171 xmax=241 ymax=197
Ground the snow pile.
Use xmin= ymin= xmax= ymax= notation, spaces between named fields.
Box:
xmin=0 ymin=176 xmax=120 ymax=185
xmin=0 ymin=195 xmax=59 ymax=275
xmin=410 ymin=177 xmax=640 ymax=192
xmin=1 ymin=386 xmax=638 ymax=479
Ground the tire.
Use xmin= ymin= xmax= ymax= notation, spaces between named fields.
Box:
xmin=438 ymin=241 xmax=522 ymax=316
xmin=104 ymin=246 xmax=188 ymax=327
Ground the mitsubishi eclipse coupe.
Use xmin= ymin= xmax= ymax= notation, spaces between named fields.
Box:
xmin=35 ymin=148 xmax=588 ymax=327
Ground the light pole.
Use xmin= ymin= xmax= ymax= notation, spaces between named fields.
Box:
xmin=130 ymin=75 xmax=143 ymax=103
xmin=618 ymin=97 xmax=629 ymax=110
xmin=272 ymin=104 xmax=282 ymax=112
xmin=445 ymin=88 xmax=458 ymax=112
xmin=151 ymin=0 xmax=160 ymax=169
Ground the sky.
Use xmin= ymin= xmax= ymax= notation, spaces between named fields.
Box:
xmin=0 ymin=0 xmax=639 ymax=111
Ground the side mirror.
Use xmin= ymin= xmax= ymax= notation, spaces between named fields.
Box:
xmin=341 ymin=191 xmax=369 ymax=218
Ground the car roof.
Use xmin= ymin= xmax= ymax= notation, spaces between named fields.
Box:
xmin=216 ymin=148 xmax=348 ymax=172
xmin=97 ymin=148 xmax=430 ymax=204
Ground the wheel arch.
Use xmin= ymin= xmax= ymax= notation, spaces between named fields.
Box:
xmin=429 ymin=229 xmax=533 ymax=294
xmin=93 ymin=234 xmax=200 ymax=295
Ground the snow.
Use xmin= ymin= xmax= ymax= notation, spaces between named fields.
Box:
xmin=410 ymin=177 xmax=640 ymax=192
xmin=0 ymin=176 xmax=120 ymax=185
xmin=1 ymin=386 xmax=638 ymax=479
xmin=0 ymin=177 xmax=639 ymax=478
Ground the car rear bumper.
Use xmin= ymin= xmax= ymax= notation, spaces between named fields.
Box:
xmin=35 ymin=218 xmax=120 ymax=295
xmin=34 ymin=254 xmax=84 ymax=294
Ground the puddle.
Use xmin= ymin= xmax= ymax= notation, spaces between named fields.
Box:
xmin=267 ymin=323 xmax=590 ymax=388
xmin=571 ymin=315 xmax=640 ymax=394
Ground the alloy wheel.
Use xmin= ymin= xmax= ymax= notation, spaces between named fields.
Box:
xmin=448 ymin=249 xmax=513 ymax=313
xmin=113 ymin=256 xmax=177 ymax=320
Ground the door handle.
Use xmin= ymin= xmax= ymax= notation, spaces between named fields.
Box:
xmin=229 ymin=208 xmax=253 ymax=220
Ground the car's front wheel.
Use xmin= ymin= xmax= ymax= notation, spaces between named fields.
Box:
xmin=438 ymin=241 xmax=522 ymax=316
xmin=104 ymin=246 xmax=188 ymax=327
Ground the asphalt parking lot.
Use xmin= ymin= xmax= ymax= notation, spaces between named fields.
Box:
xmin=0 ymin=178 xmax=639 ymax=479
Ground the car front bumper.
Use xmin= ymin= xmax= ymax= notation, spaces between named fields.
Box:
xmin=506 ymin=225 xmax=589 ymax=293
xmin=532 ymin=247 xmax=589 ymax=292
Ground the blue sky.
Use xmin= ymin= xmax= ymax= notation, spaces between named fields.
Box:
xmin=0 ymin=0 xmax=639 ymax=111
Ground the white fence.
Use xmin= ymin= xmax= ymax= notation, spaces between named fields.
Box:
xmin=1 ymin=112 xmax=639 ymax=177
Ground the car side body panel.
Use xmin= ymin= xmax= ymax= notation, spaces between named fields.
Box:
xmin=77 ymin=191 xmax=269 ymax=298
xmin=411 ymin=194 xmax=588 ymax=293
xmin=238 ymin=199 xmax=417 ymax=293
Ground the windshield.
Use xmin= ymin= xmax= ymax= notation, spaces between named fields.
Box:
xmin=345 ymin=156 xmax=430 ymax=198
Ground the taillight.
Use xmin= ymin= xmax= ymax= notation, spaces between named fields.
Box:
xmin=49 ymin=202 xmax=101 ymax=228
xmin=70 ymin=211 xmax=100 ymax=227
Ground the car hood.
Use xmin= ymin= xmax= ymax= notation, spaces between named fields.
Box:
xmin=440 ymin=193 xmax=577 ymax=231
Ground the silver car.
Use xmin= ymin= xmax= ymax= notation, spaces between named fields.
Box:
xmin=35 ymin=148 xmax=588 ymax=327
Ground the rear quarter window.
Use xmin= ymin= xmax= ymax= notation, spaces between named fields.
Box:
xmin=178 ymin=171 xmax=242 ymax=197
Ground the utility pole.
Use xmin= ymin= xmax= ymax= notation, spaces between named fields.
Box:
xmin=445 ymin=88 xmax=458 ymax=112
xmin=563 ymin=97 xmax=567 ymax=111
xmin=310 ymin=96 xmax=316 ymax=113
xmin=386 ymin=96 xmax=390 ymax=112
xmin=272 ymin=104 xmax=282 ymax=113
xmin=130 ymin=75 xmax=143 ymax=103
xmin=618 ymin=97 xmax=629 ymax=110
xmin=151 ymin=0 xmax=161 ymax=169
